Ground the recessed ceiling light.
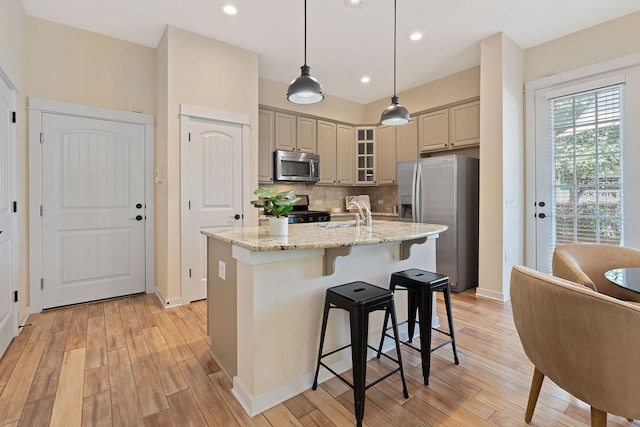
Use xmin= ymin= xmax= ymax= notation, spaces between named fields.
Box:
xmin=222 ymin=4 xmax=238 ymax=15
xmin=360 ymin=76 xmax=370 ymax=84
xmin=409 ymin=32 xmax=423 ymax=41
xmin=345 ymin=0 xmax=365 ymax=7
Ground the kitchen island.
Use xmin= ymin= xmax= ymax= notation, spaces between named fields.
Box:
xmin=202 ymin=220 xmax=447 ymax=416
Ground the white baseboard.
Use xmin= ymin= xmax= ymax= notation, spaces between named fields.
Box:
xmin=475 ymin=287 xmax=509 ymax=302
xmin=154 ymin=288 xmax=184 ymax=308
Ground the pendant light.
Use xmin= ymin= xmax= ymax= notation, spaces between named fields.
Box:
xmin=380 ymin=0 xmax=410 ymax=125
xmin=287 ymin=0 xmax=324 ymax=104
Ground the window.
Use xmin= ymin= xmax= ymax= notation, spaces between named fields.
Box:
xmin=550 ymin=85 xmax=623 ymax=245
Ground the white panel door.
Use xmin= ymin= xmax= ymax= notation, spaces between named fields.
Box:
xmin=182 ymin=117 xmax=243 ymax=303
xmin=0 ymin=75 xmax=17 ymax=357
xmin=41 ymin=113 xmax=146 ymax=308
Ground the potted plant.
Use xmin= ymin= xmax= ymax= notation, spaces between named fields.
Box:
xmin=250 ymin=187 xmax=300 ymax=235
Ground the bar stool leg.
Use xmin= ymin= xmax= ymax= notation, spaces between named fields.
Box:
xmin=376 ymin=309 xmax=390 ymax=359
xmin=349 ymin=308 xmax=368 ymax=427
xmin=312 ymin=299 xmax=332 ymax=390
xmin=417 ymin=287 xmax=432 ymax=385
xmin=442 ymin=286 xmax=460 ymax=365
xmin=388 ymin=301 xmax=409 ymax=398
xmin=406 ymin=288 xmax=418 ymax=343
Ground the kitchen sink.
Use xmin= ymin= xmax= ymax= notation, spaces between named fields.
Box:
xmin=315 ymin=221 xmax=357 ymax=228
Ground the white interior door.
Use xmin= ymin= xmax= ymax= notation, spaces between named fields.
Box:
xmin=531 ymin=66 xmax=640 ymax=272
xmin=41 ymin=113 xmax=146 ymax=308
xmin=0 ymin=75 xmax=17 ymax=357
xmin=181 ymin=116 xmax=243 ymax=303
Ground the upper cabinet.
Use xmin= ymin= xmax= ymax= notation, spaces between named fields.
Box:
xmin=296 ymin=116 xmax=317 ymax=153
xmin=377 ymin=125 xmax=397 ymax=185
xmin=317 ymin=120 xmax=337 ymax=185
xmin=418 ymin=100 xmax=480 ymax=153
xmin=449 ymin=101 xmax=480 ymax=148
xmin=258 ymin=109 xmax=275 ymax=184
xmin=355 ymin=127 xmax=376 ymax=185
xmin=336 ymin=125 xmax=354 ymax=185
xmin=274 ymin=112 xmax=296 ymax=151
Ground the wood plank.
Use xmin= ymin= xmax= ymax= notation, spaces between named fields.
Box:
xmin=298 ymin=409 xmax=338 ymax=427
xmin=103 ymin=299 xmax=126 ymax=351
xmin=83 ymin=365 xmax=110 ymax=398
xmin=49 ymin=308 xmax=73 ymax=334
xmin=27 ymin=311 xmax=56 ymax=343
xmin=0 ymin=323 xmax=36 ymax=387
xmin=118 ymin=299 xmax=143 ymax=338
xmin=50 ymin=348 xmax=86 ymax=427
xmin=153 ymin=311 xmax=193 ymax=362
xmin=65 ymin=306 xmax=88 ymax=352
xmin=82 ymin=390 xmax=112 ymax=427
xmin=130 ymin=354 xmax=169 ymax=417
xmin=177 ymin=357 xmax=239 ymax=426
xmin=108 ymin=347 xmax=144 ymax=426
xmin=131 ymin=295 xmax=157 ymax=330
xmin=16 ymin=396 xmax=55 ymax=427
xmin=208 ymin=371 xmax=273 ymax=427
xmin=303 ymin=383 xmax=361 ymax=427
xmin=145 ymin=389 xmax=208 ymax=427
xmin=24 ymin=331 xmax=68 ymax=402
xmin=0 ymin=341 xmax=46 ymax=423
xmin=87 ymin=302 xmax=105 ymax=319
xmin=145 ymin=293 xmax=165 ymax=315
xmin=283 ymin=392 xmax=317 ymax=419
xmin=85 ymin=316 xmax=107 ymax=370
xmin=143 ymin=327 xmax=188 ymax=396
xmin=186 ymin=336 xmax=220 ymax=375
xmin=262 ymin=404 xmax=305 ymax=427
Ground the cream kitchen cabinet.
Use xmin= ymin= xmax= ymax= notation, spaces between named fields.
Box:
xmin=396 ymin=119 xmax=418 ymax=162
xmin=336 ymin=124 xmax=354 ymax=185
xmin=377 ymin=125 xmax=397 ymax=184
xmin=418 ymin=109 xmax=449 ymax=152
xmin=355 ymin=127 xmax=376 ymax=185
xmin=274 ymin=112 xmax=296 ymax=151
xmin=317 ymin=120 xmax=337 ymax=184
xmin=418 ymin=100 xmax=479 ymax=153
xmin=449 ymin=101 xmax=480 ymax=148
xmin=296 ymin=116 xmax=317 ymax=153
xmin=258 ymin=109 xmax=275 ymax=183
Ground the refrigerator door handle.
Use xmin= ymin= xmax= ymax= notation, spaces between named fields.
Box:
xmin=416 ymin=163 xmax=423 ymax=222
xmin=411 ymin=164 xmax=417 ymax=222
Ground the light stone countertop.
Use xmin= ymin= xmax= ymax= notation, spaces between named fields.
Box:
xmin=201 ymin=220 xmax=447 ymax=252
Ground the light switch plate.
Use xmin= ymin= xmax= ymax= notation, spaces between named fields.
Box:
xmin=218 ymin=261 xmax=226 ymax=280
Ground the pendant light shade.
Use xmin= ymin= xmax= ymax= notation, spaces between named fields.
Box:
xmin=380 ymin=0 xmax=409 ymax=125
xmin=287 ymin=0 xmax=324 ymax=104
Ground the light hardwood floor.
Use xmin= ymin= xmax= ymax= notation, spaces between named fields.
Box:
xmin=0 ymin=290 xmax=635 ymax=426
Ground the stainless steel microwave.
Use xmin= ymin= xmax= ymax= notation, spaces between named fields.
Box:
xmin=274 ymin=150 xmax=320 ymax=182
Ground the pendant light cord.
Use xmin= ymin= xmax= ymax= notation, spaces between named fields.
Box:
xmin=304 ymin=0 xmax=308 ymax=66
xmin=393 ymin=0 xmax=397 ymax=97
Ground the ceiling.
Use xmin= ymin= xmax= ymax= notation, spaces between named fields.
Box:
xmin=20 ymin=0 xmax=640 ymax=104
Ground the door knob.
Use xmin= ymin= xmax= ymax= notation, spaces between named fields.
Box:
xmin=538 ymin=213 xmax=546 ymax=219
xmin=129 ymin=215 xmax=143 ymax=221
xmin=234 ymin=214 xmax=241 ymax=220
xmin=136 ymin=203 xmax=143 ymax=209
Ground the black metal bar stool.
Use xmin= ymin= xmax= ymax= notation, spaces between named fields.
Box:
xmin=312 ymin=281 xmax=409 ymax=427
xmin=377 ymin=269 xmax=459 ymax=385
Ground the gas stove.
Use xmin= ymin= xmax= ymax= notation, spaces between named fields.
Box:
xmin=268 ymin=195 xmax=331 ymax=224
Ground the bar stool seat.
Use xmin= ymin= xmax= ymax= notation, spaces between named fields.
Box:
xmin=312 ymin=281 xmax=409 ymax=427
xmin=377 ymin=269 xmax=459 ymax=385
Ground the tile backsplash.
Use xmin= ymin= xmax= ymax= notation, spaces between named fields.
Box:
xmin=258 ymin=183 xmax=398 ymax=213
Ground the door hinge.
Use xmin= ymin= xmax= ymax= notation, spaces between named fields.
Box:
xmin=188 ymin=132 xmax=191 ymax=142
xmin=40 ymin=132 xmax=44 ymax=144
xmin=12 ymin=201 xmax=17 ymax=213
xmin=189 ymin=268 xmax=192 ymax=278
xmin=13 ymin=290 xmax=18 ymax=303
xmin=40 ymin=205 xmax=43 ymax=216
xmin=188 ymin=201 xmax=191 ymax=210
xmin=11 ymin=111 xmax=16 ymax=123
xmin=40 ymin=278 xmax=44 ymax=290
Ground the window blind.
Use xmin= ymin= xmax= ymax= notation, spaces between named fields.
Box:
xmin=550 ymin=84 xmax=624 ymax=246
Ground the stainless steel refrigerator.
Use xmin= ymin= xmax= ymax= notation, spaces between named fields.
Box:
xmin=397 ymin=155 xmax=479 ymax=292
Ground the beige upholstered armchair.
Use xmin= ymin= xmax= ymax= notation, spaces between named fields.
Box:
xmin=510 ymin=265 xmax=640 ymax=427
xmin=552 ymin=243 xmax=640 ymax=302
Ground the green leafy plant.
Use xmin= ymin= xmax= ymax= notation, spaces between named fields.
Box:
xmin=250 ymin=187 xmax=300 ymax=218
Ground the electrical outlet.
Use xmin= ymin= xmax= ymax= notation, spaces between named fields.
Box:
xmin=218 ymin=261 xmax=226 ymax=280
xmin=315 ymin=200 xmax=322 ymax=205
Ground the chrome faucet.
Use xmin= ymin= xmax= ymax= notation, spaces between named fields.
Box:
xmin=347 ymin=201 xmax=372 ymax=227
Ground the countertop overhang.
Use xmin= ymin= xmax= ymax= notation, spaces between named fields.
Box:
xmin=201 ymin=220 xmax=447 ymax=252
